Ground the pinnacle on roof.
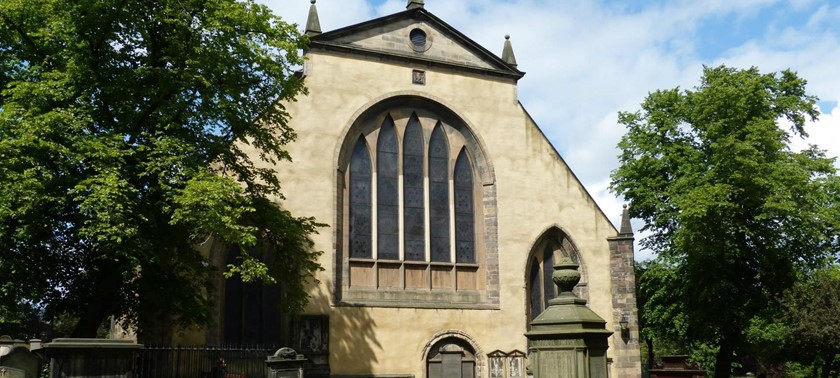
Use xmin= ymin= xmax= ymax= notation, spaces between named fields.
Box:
xmin=306 ymin=0 xmax=321 ymax=36
xmin=502 ymin=34 xmax=517 ymax=67
xmin=407 ymin=0 xmax=425 ymax=10
xmin=619 ymin=204 xmax=633 ymax=236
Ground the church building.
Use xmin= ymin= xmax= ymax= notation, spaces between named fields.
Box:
xmin=194 ymin=1 xmax=642 ymax=377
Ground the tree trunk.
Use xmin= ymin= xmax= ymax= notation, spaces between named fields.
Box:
xmin=71 ymin=261 xmax=123 ymax=337
xmin=714 ymin=339 xmax=734 ymax=378
xmin=821 ymin=351 xmax=835 ymax=378
xmin=646 ymin=337 xmax=655 ymax=371
xmin=71 ymin=307 xmax=109 ymax=338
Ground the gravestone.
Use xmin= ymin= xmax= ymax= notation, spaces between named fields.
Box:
xmin=649 ymin=355 xmax=706 ymax=378
xmin=0 ymin=337 xmax=39 ymax=378
xmin=265 ymin=347 xmax=306 ymax=378
xmin=0 ymin=367 xmax=26 ymax=378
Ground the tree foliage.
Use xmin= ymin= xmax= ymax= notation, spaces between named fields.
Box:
xmin=0 ymin=0 xmax=322 ymax=338
xmin=611 ymin=65 xmax=840 ymax=378
xmin=782 ymin=267 xmax=840 ymax=378
xmin=636 ymin=260 xmax=689 ymax=373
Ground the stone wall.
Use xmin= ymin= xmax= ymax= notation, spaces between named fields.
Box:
xmin=608 ymin=233 xmax=642 ymax=378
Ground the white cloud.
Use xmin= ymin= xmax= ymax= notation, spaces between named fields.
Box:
xmin=263 ymin=0 xmax=840 ymax=260
xmin=791 ymin=104 xmax=840 ymax=167
xmin=265 ymin=0 xmax=377 ymax=32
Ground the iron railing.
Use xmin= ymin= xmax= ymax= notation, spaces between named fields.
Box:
xmin=137 ymin=344 xmax=280 ymax=378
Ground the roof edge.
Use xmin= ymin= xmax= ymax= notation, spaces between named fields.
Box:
xmin=309 ymin=41 xmax=525 ymax=80
xmin=517 ymin=101 xmax=620 ymax=235
xmin=310 ymin=7 xmax=524 ymax=78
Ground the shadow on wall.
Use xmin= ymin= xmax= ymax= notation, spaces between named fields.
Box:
xmin=307 ymin=282 xmax=381 ymax=376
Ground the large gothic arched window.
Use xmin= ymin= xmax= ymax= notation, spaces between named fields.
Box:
xmin=337 ymin=100 xmax=498 ymax=308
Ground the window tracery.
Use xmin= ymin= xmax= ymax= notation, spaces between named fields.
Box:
xmin=336 ymin=99 xmax=497 ymax=308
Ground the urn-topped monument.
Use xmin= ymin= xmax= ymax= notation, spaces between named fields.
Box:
xmin=525 ymin=258 xmax=612 ymax=378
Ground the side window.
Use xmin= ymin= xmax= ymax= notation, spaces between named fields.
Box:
xmin=526 ymin=229 xmax=585 ymax=322
xmin=223 ymin=246 xmax=285 ymax=344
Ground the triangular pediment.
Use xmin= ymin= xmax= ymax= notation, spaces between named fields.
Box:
xmin=310 ymin=8 xmax=524 ymax=80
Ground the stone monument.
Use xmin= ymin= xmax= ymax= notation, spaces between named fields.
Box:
xmin=525 ymin=258 xmax=612 ymax=378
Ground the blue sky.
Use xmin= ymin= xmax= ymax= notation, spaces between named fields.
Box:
xmin=265 ymin=0 xmax=840 ymax=260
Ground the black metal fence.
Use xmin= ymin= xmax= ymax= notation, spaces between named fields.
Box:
xmin=137 ymin=345 xmax=279 ymax=378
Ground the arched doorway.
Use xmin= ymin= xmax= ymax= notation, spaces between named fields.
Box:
xmin=426 ymin=337 xmax=477 ymax=378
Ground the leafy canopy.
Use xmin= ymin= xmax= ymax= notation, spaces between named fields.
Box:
xmin=611 ymin=65 xmax=840 ymax=377
xmin=0 ymin=0 xmax=322 ymax=337
xmin=782 ymin=267 xmax=840 ymax=377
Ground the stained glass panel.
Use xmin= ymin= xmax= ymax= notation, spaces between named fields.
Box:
xmin=377 ymin=118 xmax=399 ymax=260
xmin=403 ymin=115 xmax=425 ymax=261
xmin=529 ymin=258 xmax=541 ymax=321
xmin=542 ymin=244 xmax=556 ymax=307
xmin=349 ymin=137 xmax=371 ymax=258
xmin=429 ymin=125 xmax=450 ymax=262
xmin=454 ymin=150 xmax=474 ymax=263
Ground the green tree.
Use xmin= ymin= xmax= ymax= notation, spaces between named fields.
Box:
xmin=610 ymin=65 xmax=840 ymax=378
xmin=782 ymin=267 xmax=840 ymax=378
xmin=636 ymin=259 xmax=690 ymax=371
xmin=0 ymin=0 xmax=322 ymax=338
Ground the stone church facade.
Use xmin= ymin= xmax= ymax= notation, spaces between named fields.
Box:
xmin=186 ymin=1 xmax=642 ymax=377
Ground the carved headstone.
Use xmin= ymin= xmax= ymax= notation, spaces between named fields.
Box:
xmin=0 ymin=337 xmax=39 ymax=378
xmin=0 ymin=367 xmax=26 ymax=378
xmin=265 ymin=347 xmax=306 ymax=378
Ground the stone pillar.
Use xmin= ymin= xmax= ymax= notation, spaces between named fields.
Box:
xmin=607 ymin=205 xmax=642 ymax=378
xmin=524 ymin=258 xmax=612 ymax=378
